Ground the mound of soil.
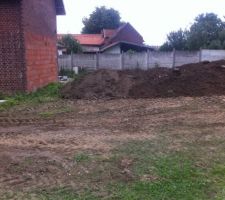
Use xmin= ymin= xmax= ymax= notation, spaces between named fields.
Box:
xmin=61 ymin=60 xmax=225 ymax=99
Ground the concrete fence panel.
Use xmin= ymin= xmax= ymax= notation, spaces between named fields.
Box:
xmin=72 ymin=54 xmax=96 ymax=70
xmin=58 ymin=55 xmax=72 ymax=70
xmin=123 ymin=52 xmax=147 ymax=70
xmin=58 ymin=49 xmax=225 ymax=71
xmin=175 ymin=51 xmax=200 ymax=66
xmin=201 ymin=49 xmax=225 ymax=62
xmin=98 ymin=54 xmax=121 ymax=70
xmin=148 ymin=51 xmax=174 ymax=68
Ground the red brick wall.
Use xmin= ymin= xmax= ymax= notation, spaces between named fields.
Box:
xmin=22 ymin=0 xmax=58 ymax=91
xmin=0 ymin=0 xmax=26 ymax=92
xmin=111 ymin=24 xmax=144 ymax=45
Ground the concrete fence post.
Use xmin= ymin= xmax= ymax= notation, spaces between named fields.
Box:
xmin=120 ymin=52 xmax=124 ymax=70
xmin=199 ymin=49 xmax=202 ymax=62
xmin=71 ymin=52 xmax=73 ymax=70
xmin=94 ymin=53 xmax=97 ymax=69
xmin=96 ymin=53 xmax=99 ymax=69
xmin=146 ymin=50 xmax=150 ymax=70
xmin=172 ymin=48 xmax=176 ymax=68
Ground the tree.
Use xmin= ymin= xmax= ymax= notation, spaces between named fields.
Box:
xmin=186 ymin=13 xmax=225 ymax=50
xmin=59 ymin=34 xmax=82 ymax=54
xmin=82 ymin=6 xmax=122 ymax=34
xmin=160 ymin=13 xmax=225 ymax=51
xmin=160 ymin=29 xmax=188 ymax=51
xmin=208 ymin=40 xmax=222 ymax=49
xmin=159 ymin=42 xmax=173 ymax=51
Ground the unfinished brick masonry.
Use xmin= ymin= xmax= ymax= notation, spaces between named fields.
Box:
xmin=0 ymin=0 xmax=25 ymax=92
xmin=0 ymin=0 xmax=65 ymax=93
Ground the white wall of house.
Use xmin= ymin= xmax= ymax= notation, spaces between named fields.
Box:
xmin=82 ymin=45 xmax=100 ymax=53
xmin=103 ymin=44 xmax=121 ymax=54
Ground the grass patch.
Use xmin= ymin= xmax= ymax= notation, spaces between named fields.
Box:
xmin=39 ymin=107 xmax=72 ymax=118
xmin=111 ymin=154 xmax=209 ymax=200
xmin=0 ymin=83 xmax=62 ymax=111
xmin=106 ymin=141 xmax=210 ymax=200
xmin=74 ymin=153 xmax=91 ymax=163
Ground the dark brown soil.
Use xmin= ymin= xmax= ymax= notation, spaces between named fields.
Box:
xmin=61 ymin=60 xmax=225 ymax=99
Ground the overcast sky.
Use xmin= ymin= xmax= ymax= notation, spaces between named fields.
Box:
xmin=57 ymin=0 xmax=225 ymax=46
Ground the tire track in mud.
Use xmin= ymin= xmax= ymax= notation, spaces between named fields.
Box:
xmin=0 ymin=155 xmax=72 ymax=190
xmin=0 ymin=170 xmax=68 ymax=190
xmin=0 ymin=117 xmax=65 ymax=127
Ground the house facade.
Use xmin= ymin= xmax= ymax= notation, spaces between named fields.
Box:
xmin=0 ymin=0 xmax=65 ymax=93
xmin=58 ymin=23 xmax=153 ymax=54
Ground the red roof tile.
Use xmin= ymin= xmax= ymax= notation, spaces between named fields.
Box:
xmin=58 ymin=34 xmax=104 ymax=46
xmin=74 ymin=34 xmax=104 ymax=46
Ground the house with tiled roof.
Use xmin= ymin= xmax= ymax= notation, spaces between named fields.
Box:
xmin=58 ymin=23 xmax=153 ymax=54
xmin=0 ymin=0 xmax=65 ymax=93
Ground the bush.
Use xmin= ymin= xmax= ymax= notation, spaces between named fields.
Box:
xmin=59 ymin=69 xmax=76 ymax=78
xmin=0 ymin=92 xmax=5 ymax=99
xmin=59 ymin=68 xmax=89 ymax=79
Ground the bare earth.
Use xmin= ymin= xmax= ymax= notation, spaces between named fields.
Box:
xmin=1 ymin=96 xmax=225 ymax=198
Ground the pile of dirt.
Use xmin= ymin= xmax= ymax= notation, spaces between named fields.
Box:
xmin=61 ymin=60 xmax=225 ymax=99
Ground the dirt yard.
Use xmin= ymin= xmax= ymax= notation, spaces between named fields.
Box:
xmin=1 ymin=96 xmax=225 ymax=199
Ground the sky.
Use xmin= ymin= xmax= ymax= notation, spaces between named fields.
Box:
xmin=57 ymin=0 xmax=225 ymax=46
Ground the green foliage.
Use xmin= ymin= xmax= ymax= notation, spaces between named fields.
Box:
xmin=159 ymin=42 xmax=173 ymax=51
xmin=160 ymin=13 xmax=225 ymax=51
xmin=161 ymin=29 xmax=188 ymax=51
xmin=208 ymin=40 xmax=223 ymax=49
xmin=0 ymin=83 xmax=62 ymax=110
xmin=59 ymin=34 xmax=82 ymax=54
xmin=59 ymin=68 xmax=76 ymax=78
xmin=0 ymin=91 xmax=5 ymax=99
xmin=219 ymin=30 xmax=225 ymax=42
xmin=126 ymin=49 xmax=136 ymax=54
xmin=82 ymin=6 xmax=122 ymax=34
xmin=59 ymin=68 xmax=89 ymax=81
xmin=187 ymin=13 xmax=225 ymax=50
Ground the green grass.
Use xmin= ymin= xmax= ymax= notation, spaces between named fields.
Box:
xmin=111 ymin=154 xmax=209 ymax=200
xmin=103 ymin=140 xmax=209 ymax=200
xmin=74 ymin=153 xmax=91 ymax=163
xmin=0 ymin=83 xmax=62 ymax=111
xmin=39 ymin=107 xmax=72 ymax=118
